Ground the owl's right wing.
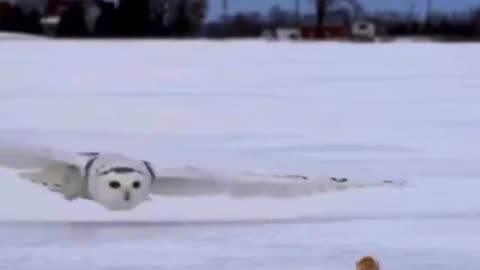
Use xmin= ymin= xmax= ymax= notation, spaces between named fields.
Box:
xmin=0 ymin=140 xmax=93 ymax=200
xmin=148 ymin=165 xmax=407 ymax=199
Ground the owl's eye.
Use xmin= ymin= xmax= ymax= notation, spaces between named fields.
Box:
xmin=109 ymin=181 xmax=121 ymax=189
xmin=132 ymin=181 xmax=141 ymax=189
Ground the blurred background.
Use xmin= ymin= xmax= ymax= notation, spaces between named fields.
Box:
xmin=0 ymin=0 xmax=479 ymax=41
xmin=1 ymin=2 xmax=480 ymax=269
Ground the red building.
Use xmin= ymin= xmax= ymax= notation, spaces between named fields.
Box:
xmin=300 ymin=10 xmax=351 ymax=39
xmin=45 ymin=0 xmax=88 ymax=15
xmin=46 ymin=0 xmax=114 ymax=15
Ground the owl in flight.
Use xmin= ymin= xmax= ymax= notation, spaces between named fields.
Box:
xmin=0 ymin=141 xmax=406 ymax=211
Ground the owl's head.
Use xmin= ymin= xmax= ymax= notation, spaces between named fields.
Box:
xmin=88 ymin=167 xmax=152 ymax=211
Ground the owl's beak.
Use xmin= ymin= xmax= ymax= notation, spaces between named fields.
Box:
xmin=124 ymin=191 xmax=130 ymax=201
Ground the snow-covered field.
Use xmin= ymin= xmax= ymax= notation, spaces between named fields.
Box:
xmin=1 ymin=39 xmax=480 ymax=269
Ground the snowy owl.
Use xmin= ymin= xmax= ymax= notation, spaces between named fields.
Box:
xmin=0 ymin=141 xmax=407 ymax=211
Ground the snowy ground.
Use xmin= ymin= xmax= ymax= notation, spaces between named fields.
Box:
xmin=1 ymin=39 xmax=480 ymax=269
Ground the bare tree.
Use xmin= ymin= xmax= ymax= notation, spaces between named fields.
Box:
xmin=473 ymin=7 xmax=480 ymax=37
xmin=316 ymin=0 xmax=327 ymax=27
xmin=314 ymin=0 xmax=363 ymax=27
xmin=166 ymin=0 xmax=208 ymax=36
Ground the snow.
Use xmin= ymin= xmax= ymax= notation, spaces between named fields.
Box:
xmin=0 ymin=32 xmax=48 ymax=40
xmin=1 ymin=39 xmax=480 ymax=269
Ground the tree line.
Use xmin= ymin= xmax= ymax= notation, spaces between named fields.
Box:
xmin=0 ymin=0 xmax=206 ymax=38
xmin=0 ymin=0 xmax=479 ymax=40
xmin=0 ymin=4 xmax=43 ymax=35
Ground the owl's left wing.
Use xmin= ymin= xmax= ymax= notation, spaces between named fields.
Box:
xmin=147 ymin=165 xmax=407 ymax=199
xmin=0 ymin=140 xmax=93 ymax=200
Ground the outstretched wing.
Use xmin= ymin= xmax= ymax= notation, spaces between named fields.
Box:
xmin=0 ymin=140 xmax=84 ymax=169
xmin=148 ymin=166 xmax=407 ymax=198
xmin=0 ymin=140 xmax=91 ymax=200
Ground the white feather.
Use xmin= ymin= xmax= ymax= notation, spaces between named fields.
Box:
xmin=0 ymin=140 xmax=90 ymax=200
xmin=0 ymin=140 xmax=84 ymax=169
xmin=149 ymin=166 xmax=407 ymax=199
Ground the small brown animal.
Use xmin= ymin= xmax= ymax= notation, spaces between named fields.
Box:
xmin=356 ymin=256 xmax=380 ymax=270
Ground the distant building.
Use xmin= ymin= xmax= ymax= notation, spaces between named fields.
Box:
xmin=46 ymin=0 xmax=86 ymax=15
xmin=299 ymin=9 xmax=351 ymax=39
